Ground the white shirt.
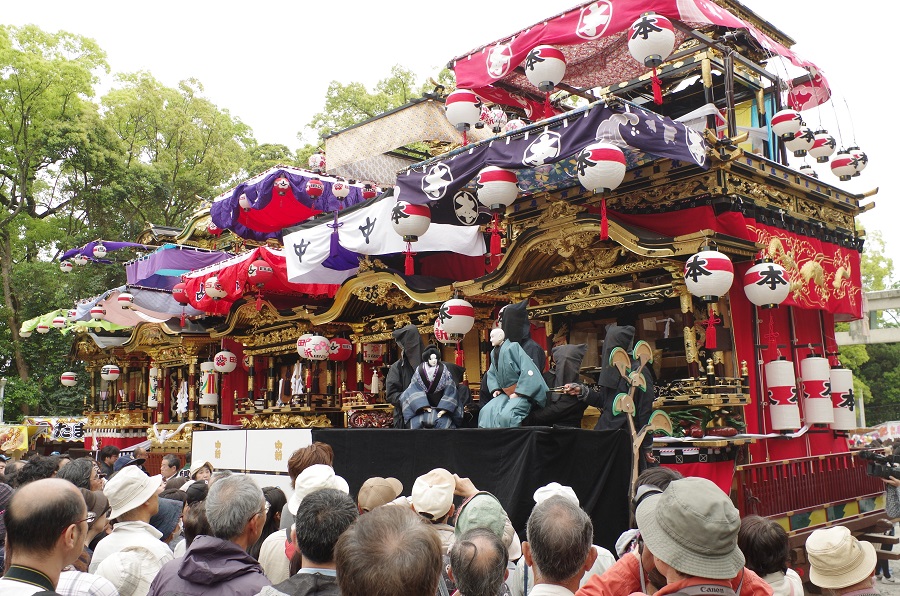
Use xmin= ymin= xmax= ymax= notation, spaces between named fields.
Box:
xmin=507 ymin=545 xmax=616 ymax=596
xmin=0 ymin=577 xmax=47 ymax=596
xmin=56 ymin=570 xmax=120 ymax=596
xmin=259 ymin=529 xmax=291 ymax=584
xmin=529 ymin=584 xmax=576 ymax=596
xmin=762 ymin=569 xmax=804 ymax=596
xmin=89 ymin=520 xmax=173 ymax=573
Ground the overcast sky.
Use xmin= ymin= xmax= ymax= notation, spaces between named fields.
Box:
xmin=4 ymin=1 xmax=892 ymax=273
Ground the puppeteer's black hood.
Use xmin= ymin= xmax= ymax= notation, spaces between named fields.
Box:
xmin=392 ymin=324 xmax=425 ymax=368
xmin=598 ymin=324 xmax=635 ymax=389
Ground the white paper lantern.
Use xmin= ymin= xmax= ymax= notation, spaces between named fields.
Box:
xmin=332 ymin=180 xmax=350 ymax=200
xmin=101 ymin=364 xmax=120 ymax=381
xmin=90 ymin=306 xmax=106 ymax=321
xmin=434 ymin=317 xmax=457 ymax=345
xmin=238 ymin=193 xmax=252 ymax=211
xmin=484 ymin=106 xmax=508 ymax=133
xmin=92 ymin=244 xmax=108 ymax=259
xmin=296 ymin=333 xmax=314 ymax=357
xmin=299 ymin=334 xmax=330 ymax=360
xmin=308 ymin=151 xmax=326 ymax=173
xmin=52 ymin=316 xmax=66 ymax=329
xmin=523 ymin=45 xmax=567 ymax=92
xmin=117 ymin=292 xmax=134 ymax=308
xmin=576 ymin=142 xmax=627 ymax=192
xmin=765 ymin=358 xmax=801 ymax=431
xmin=438 ymin=298 xmax=475 ymax=338
xmin=801 ymin=356 xmax=834 ymax=425
xmin=445 ymin=89 xmax=482 ymax=131
xmin=199 ymin=361 xmax=218 ymax=405
xmin=72 ymin=254 xmax=89 ymax=266
xmin=830 ymin=367 xmax=856 ymax=431
xmin=798 ymin=164 xmax=818 ymax=179
xmin=36 ymin=323 xmax=50 ymax=334
xmin=831 ymin=149 xmax=856 ymax=181
xmin=784 ymin=125 xmax=815 ymax=157
xmin=19 ymin=329 xmax=32 ymax=338
xmin=475 ymin=167 xmax=518 ymax=209
xmin=808 ymin=130 xmax=836 ymax=163
xmin=148 ymin=366 xmax=159 ymax=407
xmin=67 ymin=309 xmax=78 ymax=322
xmin=60 ymin=372 xmax=78 ymax=387
xmin=743 ymin=260 xmax=790 ymax=308
xmin=848 ymin=146 xmax=868 ymax=174
xmin=770 ymin=109 xmax=803 ymax=140
xmin=204 ymin=276 xmax=228 ymax=300
xmin=683 ymin=249 xmax=734 ymax=302
xmin=391 ymin=201 xmax=431 ymax=241
xmin=60 ymin=261 xmax=73 ymax=273
xmin=213 ymin=350 xmax=238 ymax=373
xmin=362 ymin=343 xmax=385 ymax=362
xmin=628 ymin=12 xmax=676 ymax=68
xmin=505 ymin=119 xmax=527 ymax=133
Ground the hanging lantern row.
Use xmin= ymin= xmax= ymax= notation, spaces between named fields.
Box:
xmin=52 ymin=316 xmax=67 ymax=329
xmin=117 ymin=292 xmax=134 ymax=308
xmin=772 ymin=108 xmax=867 ymax=181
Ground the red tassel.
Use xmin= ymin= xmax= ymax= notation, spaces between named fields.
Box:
xmin=705 ymin=306 xmax=721 ymax=350
xmin=462 ymin=129 xmax=468 ymax=146
xmin=544 ymin=92 xmax=553 ymax=119
xmin=489 ymin=213 xmax=502 ymax=256
xmin=405 ymin=242 xmax=414 ymax=276
xmin=455 ymin=343 xmax=464 ymax=367
xmin=600 ymin=199 xmax=608 ymax=240
xmin=256 ymin=293 xmax=263 ymax=311
xmin=180 ymin=309 xmax=186 ymax=328
xmin=652 ymin=67 xmax=663 ymax=105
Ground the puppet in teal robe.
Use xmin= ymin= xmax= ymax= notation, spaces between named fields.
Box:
xmin=478 ymin=329 xmax=548 ymax=428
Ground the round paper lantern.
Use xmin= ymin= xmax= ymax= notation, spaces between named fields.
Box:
xmin=204 ymin=277 xmax=227 ymax=300
xmin=19 ymin=329 xmax=32 ymax=338
xmin=306 ymin=177 xmax=324 ymax=198
xmin=683 ymin=249 xmax=734 ymax=302
xmin=247 ymin=259 xmax=274 ymax=286
xmin=60 ymin=372 xmax=78 ymax=387
xmin=485 ymin=105 xmax=508 ymax=133
xmin=505 ymin=119 xmax=527 ymax=133
xmin=391 ymin=201 xmax=431 ymax=241
xmin=362 ymin=184 xmax=378 ymax=200
xmin=362 ymin=343 xmax=385 ymax=363
xmin=60 ymin=261 xmax=73 ymax=273
xmin=801 ymin=355 xmax=834 ymax=425
xmin=299 ymin=334 xmax=330 ymax=360
xmin=328 ymin=338 xmax=353 ymax=361
xmin=273 ymin=176 xmax=291 ymax=196
xmin=628 ymin=12 xmax=676 ymax=68
xmin=207 ymin=221 xmax=222 ymax=237
xmin=101 ymin=364 xmax=121 ymax=381
xmin=808 ymin=130 xmax=836 ymax=163
xmin=770 ymin=109 xmax=803 ymax=140
xmin=67 ymin=309 xmax=78 ymax=322
xmin=798 ymin=164 xmax=818 ymax=179
xmin=784 ymin=125 xmax=814 ymax=157
xmin=476 ymin=167 xmax=518 ymax=209
xmin=296 ymin=333 xmax=314 ymax=357
xmin=743 ymin=259 xmax=790 ymax=308
xmin=36 ymin=323 xmax=50 ymax=334
xmin=831 ymin=149 xmax=856 ymax=181
xmin=308 ymin=151 xmax=326 ymax=172
xmin=52 ymin=316 xmax=66 ymax=329
xmin=332 ymin=180 xmax=350 ymax=200
xmin=434 ymin=317 xmax=456 ymax=345
xmin=830 ymin=367 xmax=856 ymax=431
xmin=90 ymin=306 xmax=106 ymax=321
xmin=72 ymin=254 xmax=89 ymax=266
xmin=764 ymin=358 xmax=801 ymax=431
xmin=199 ymin=361 xmax=218 ymax=405
xmin=213 ymin=350 xmax=238 ymax=373
xmin=438 ymin=298 xmax=475 ymax=338
xmin=445 ymin=89 xmax=482 ymax=131
xmin=92 ymin=244 xmax=108 ymax=259
xmin=576 ymin=142 xmax=627 ymax=192
xmin=172 ymin=282 xmax=190 ymax=304
xmin=848 ymin=146 xmax=868 ymax=174
xmin=524 ymin=45 xmax=567 ymax=92
xmin=117 ymin=292 xmax=134 ymax=308
xmin=238 ymin=193 xmax=252 ymax=211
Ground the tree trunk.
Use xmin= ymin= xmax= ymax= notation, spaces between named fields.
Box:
xmin=0 ymin=231 xmax=30 ymax=381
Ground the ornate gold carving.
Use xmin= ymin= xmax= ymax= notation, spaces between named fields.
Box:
xmin=531 ymin=201 xmax=585 ymax=228
xmin=562 ymin=282 xmax=631 ymax=301
xmin=241 ymin=325 xmax=307 ymax=348
xmin=552 ymin=247 xmax=623 ymax=275
xmin=86 ymin=411 xmax=151 ymax=429
xmin=532 ymin=232 xmax=595 ymax=258
xmin=525 ymin=259 xmax=660 ymax=292
xmin=357 ymin=257 xmax=389 ymax=273
xmin=352 ymin=283 xmax=415 ymax=309
xmin=240 ymin=414 xmax=333 ymax=429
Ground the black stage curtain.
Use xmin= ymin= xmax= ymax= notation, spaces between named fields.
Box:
xmin=311 ymin=426 xmax=631 ymax=553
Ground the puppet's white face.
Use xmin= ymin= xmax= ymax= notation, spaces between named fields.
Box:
xmin=428 ymin=353 xmax=438 ymax=367
xmin=490 ymin=328 xmax=505 ymax=346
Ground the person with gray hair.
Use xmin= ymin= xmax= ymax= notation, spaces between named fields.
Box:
xmin=522 ymin=495 xmax=596 ymax=595
xmin=450 ymin=527 xmax=509 ymax=596
xmin=147 ymin=474 xmax=272 ymax=595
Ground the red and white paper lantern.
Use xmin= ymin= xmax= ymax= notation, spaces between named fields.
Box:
xmin=830 ymin=367 xmax=856 ymax=431
xmin=308 ymin=151 xmax=326 ymax=173
xmin=60 ymin=261 xmax=73 ymax=273
xmin=627 ymin=13 xmax=675 ymax=68
xmin=849 ymin=146 xmax=868 ymax=174
xmin=238 ymin=193 xmax=252 ymax=211
xmin=328 ymin=338 xmax=353 ymax=362
xmin=204 ymin=277 xmax=227 ymax=300
xmin=764 ymin=358 xmax=801 ymax=431
xmin=60 ymin=372 xmax=78 ymax=387
xmin=332 ymin=180 xmax=350 ymax=200
xmin=92 ymin=244 xmax=107 ymax=259
xmin=798 ymin=164 xmax=818 ymax=179
xmin=576 ymin=142 xmax=627 ymax=192
xmin=90 ymin=306 xmax=106 ymax=321
xmin=361 ymin=183 xmax=378 ymax=200
xmin=72 ymin=254 xmax=89 ymax=266
xmin=801 ymin=356 xmax=834 ymax=425
xmin=683 ymin=249 xmax=734 ymax=302
xmin=524 ymin=45 xmax=567 ymax=92
xmin=172 ymin=282 xmax=190 ymax=304
xmin=19 ymin=328 xmax=33 ymax=338
xmin=306 ymin=178 xmax=324 ymax=199
xmin=391 ymin=201 xmax=431 ymax=241
xmin=117 ymin=292 xmax=134 ymax=308
xmin=809 ymin=130 xmax=837 ymax=163
xmin=770 ymin=109 xmax=803 ymax=140
xmin=36 ymin=323 xmax=50 ymax=334
xmin=438 ymin=298 xmax=475 ymax=339
xmin=67 ymin=309 xmax=78 ymax=322
xmin=434 ymin=317 xmax=456 ymax=345
xmin=299 ymin=335 xmax=330 ymax=360
xmin=743 ymin=259 xmax=790 ymax=308
xmin=831 ymin=149 xmax=857 ymax=181
xmin=296 ymin=333 xmax=314 ymax=357
xmin=784 ymin=125 xmax=815 ymax=157
xmin=101 ymin=364 xmax=120 ymax=381
xmin=505 ymin=119 xmax=527 ymax=133
xmin=445 ymin=90 xmax=482 ymax=131
xmin=247 ymin=259 xmax=274 ymax=286
xmin=52 ymin=315 xmax=67 ymax=329
xmin=476 ymin=167 xmax=518 ymax=209
xmin=213 ymin=350 xmax=238 ymax=373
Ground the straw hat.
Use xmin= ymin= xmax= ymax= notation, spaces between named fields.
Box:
xmin=807 ymin=526 xmax=877 ymax=589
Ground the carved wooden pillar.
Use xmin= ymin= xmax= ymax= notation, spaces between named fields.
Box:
xmin=89 ymin=366 xmax=97 ymax=412
xmin=155 ymin=366 xmax=164 ymax=424
xmin=267 ymin=357 xmax=276 ymax=408
xmin=247 ymin=355 xmax=255 ymax=405
xmin=188 ymin=359 xmax=197 ymax=421
xmin=122 ymin=364 xmax=130 ymax=408
xmin=680 ymin=289 xmax=700 ymax=377
xmin=355 ymin=340 xmax=364 ymax=393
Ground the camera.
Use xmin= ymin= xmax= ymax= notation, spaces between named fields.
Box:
xmin=858 ymin=449 xmax=900 ymax=480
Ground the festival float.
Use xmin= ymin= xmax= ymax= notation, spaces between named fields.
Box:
xmin=22 ymin=0 xmax=885 ymax=569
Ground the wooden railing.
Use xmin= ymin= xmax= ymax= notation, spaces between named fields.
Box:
xmin=735 ymin=452 xmax=885 ymax=517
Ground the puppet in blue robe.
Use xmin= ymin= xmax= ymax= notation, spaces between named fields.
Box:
xmin=400 ymin=346 xmax=463 ymax=429
xmin=478 ymin=328 xmax=549 ymax=428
